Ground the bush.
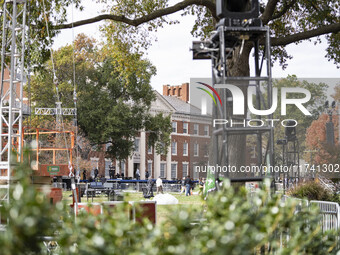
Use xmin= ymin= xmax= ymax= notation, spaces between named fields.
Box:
xmin=288 ymin=181 xmax=333 ymax=201
xmin=0 ymin=155 xmax=338 ymax=254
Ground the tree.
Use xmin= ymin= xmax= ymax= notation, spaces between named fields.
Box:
xmin=18 ymin=0 xmax=340 ymax=167
xmin=306 ymin=85 xmax=340 ymax=165
xmin=306 ymin=113 xmax=340 ymax=165
xmin=29 ymin=34 xmax=172 ymax=160
xmin=270 ymin=76 xmax=328 ymax=163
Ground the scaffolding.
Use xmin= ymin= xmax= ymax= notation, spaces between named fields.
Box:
xmin=0 ymin=0 xmax=27 ymax=207
xmin=193 ymin=0 xmax=274 ymax=179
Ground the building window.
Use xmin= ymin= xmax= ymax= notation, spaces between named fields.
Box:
xmin=148 ymin=161 xmax=153 ymax=176
xmin=104 ymin=160 xmax=112 ymax=178
xmin=183 ymin=142 xmax=188 ymax=156
xmin=183 ymin=123 xmax=188 ymax=134
xmin=194 ymin=124 xmax=199 ymax=135
xmin=178 ymin=88 xmax=182 ymax=96
xmin=120 ymin=161 xmax=125 ymax=175
xmin=194 ymin=143 xmax=199 ymax=156
xmin=171 ymin=163 xmax=177 ymax=179
xmin=134 ymin=138 xmax=140 ymax=152
xmin=90 ymin=158 xmax=99 ymax=177
xmin=171 ymin=141 xmax=177 ymax=155
xmin=148 ymin=143 xmax=152 ymax=154
xmin=182 ymin=163 xmax=188 ymax=177
xmin=160 ymin=163 xmax=166 ymax=178
xmin=204 ymin=144 xmax=209 ymax=157
xmin=204 ymin=125 xmax=209 ymax=136
xmin=172 ymin=121 xmax=177 ymax=133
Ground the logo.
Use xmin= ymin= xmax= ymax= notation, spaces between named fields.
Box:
xmin=196 ymin=82 xmax=223 ymax=107
xmin=196 ymin=82 xmax=311 ymax=116
xmin=195 ymin=81 xmax=312 ymax=128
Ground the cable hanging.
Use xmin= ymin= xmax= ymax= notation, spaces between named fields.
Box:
xmin=71 ymin=0 xmax=80 ymax=181
xmin=42 ymin=0 xmax=71 ymax=171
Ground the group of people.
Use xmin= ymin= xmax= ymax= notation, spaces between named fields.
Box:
xmin=135 ymin=168 xmax=151 ymax=180
xmin=180 ymin=176 xmax=206 ymax=196
xmin=82 ymin=167 xmax=206 ymax=197
xmin=82 ymin=167 xmax=124 ymax=181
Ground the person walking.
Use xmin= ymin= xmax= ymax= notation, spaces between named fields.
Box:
xmin=135 ymin=168 xmax=140 ymax=180
xmin=185 ymin=175 xmax=192 ymax=196
xmin=180 ymin=177 xmax=186 ymax=194
xmin=156 ymin=176 xmax=163 ymax=194
xmin=145 ymin=170 xmax=149 ymax=179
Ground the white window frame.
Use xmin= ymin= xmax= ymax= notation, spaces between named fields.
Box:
xmin=104 ymin=159 xmax=112 ymax=178
xmin=183 ymin=142 xmax=188 ymax=156
xmin=194 ymin=143 xmax=199 ymax=157
xmin=182 ymin=162 xmax=189 ymax=177
xmin=204 ymin=143 xmax=209 ymax=157
xmin=160 ymin=162 xmax=166 ymax=178
xmin=171 ymin=141 xmax=177 ymax=155
xmin=134 ymin=138 xmax=140 ymax=152
xmin=171 ymin=163 xmax=177 ymax=179
xmin=183 ymin=122 xmax=188 ymax=134
xmin=147 ymin=160 xmax=153 ymax=177
xmin=194 ymin=124 xmax=199 ymax=135
xmin=90 ymin=157 xmax=99 ymax=177
xmin=204 ymin=125 xmax=209 ymax=136
xmin=120 ymin=160 xmax=125 ymax=175
xmin=147 ymin=143 xmax=152 ymax=154
xmin=172 ymin=121 xmax=177 ymax=133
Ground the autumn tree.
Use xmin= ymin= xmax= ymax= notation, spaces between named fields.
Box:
xmin=306 ymin=85 xmax=340 ymax=165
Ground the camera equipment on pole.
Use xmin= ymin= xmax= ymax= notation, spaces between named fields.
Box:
xmin=285 ymin=120 xmax=296 ymax=141
xmin=192 ymin=0 xmax=275 ymax=181
xmin=325 ymin=100 xmax=336 ymax=145
xmin=277 ymin=123 xmax=300 ymax=191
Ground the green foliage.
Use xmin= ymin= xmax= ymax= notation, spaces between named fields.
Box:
xmin=0 ymin=149 xmax=67 ymax=255
xmin=2 ymin=175 xmax=340 ymax=254
xmin=0 ymin=168 xmax=339 ymax=254
xmin=27 ymin=0 xmax=83 ymax=68
xmin=288 ymin=181 xmax=333 ymax=201
xmin=29 ymin=34 xmax=171 ymax=160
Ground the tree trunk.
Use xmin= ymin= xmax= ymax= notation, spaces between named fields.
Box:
xmin=223 ymin=43 xmax=252 ymax=176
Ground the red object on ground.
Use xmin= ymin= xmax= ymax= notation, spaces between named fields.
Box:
xmin=47 ymin=188 xmax=63 ymax=204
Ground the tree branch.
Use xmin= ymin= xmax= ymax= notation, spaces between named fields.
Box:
xmin=270 ymin=23 xmax=340 ymax=46
xmin=261 ymin=0 xmax=280 ymax=25
xmin=54 ymin=0 xmax=216 ymax=30
xmin=270 ymin=0 xmax=298 ymax=21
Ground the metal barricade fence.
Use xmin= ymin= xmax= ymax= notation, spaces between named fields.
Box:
xmin=278 ymin=196 xmax=340 ymax=251
xmin=310 ymin=200 xmax=340 ymax=231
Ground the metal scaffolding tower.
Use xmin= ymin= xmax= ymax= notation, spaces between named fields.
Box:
xmin=193 ymin=0 xmax=274 ymax=179
xmin=0 ymin=0 xmax=27 ymax=205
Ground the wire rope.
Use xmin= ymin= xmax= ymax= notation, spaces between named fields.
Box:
xmin=42 ymin=0 xmax=71 ymax=170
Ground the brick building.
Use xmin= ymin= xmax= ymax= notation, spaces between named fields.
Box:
xmin=90 ymin=86 xmax=211 ymax=180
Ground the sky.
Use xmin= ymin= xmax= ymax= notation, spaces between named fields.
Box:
xmin=53 ymin=1 xmax=340 ymax=94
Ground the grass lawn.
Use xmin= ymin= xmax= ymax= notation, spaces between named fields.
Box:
xmin=63 ymin=191 xmax=205 ymax=224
